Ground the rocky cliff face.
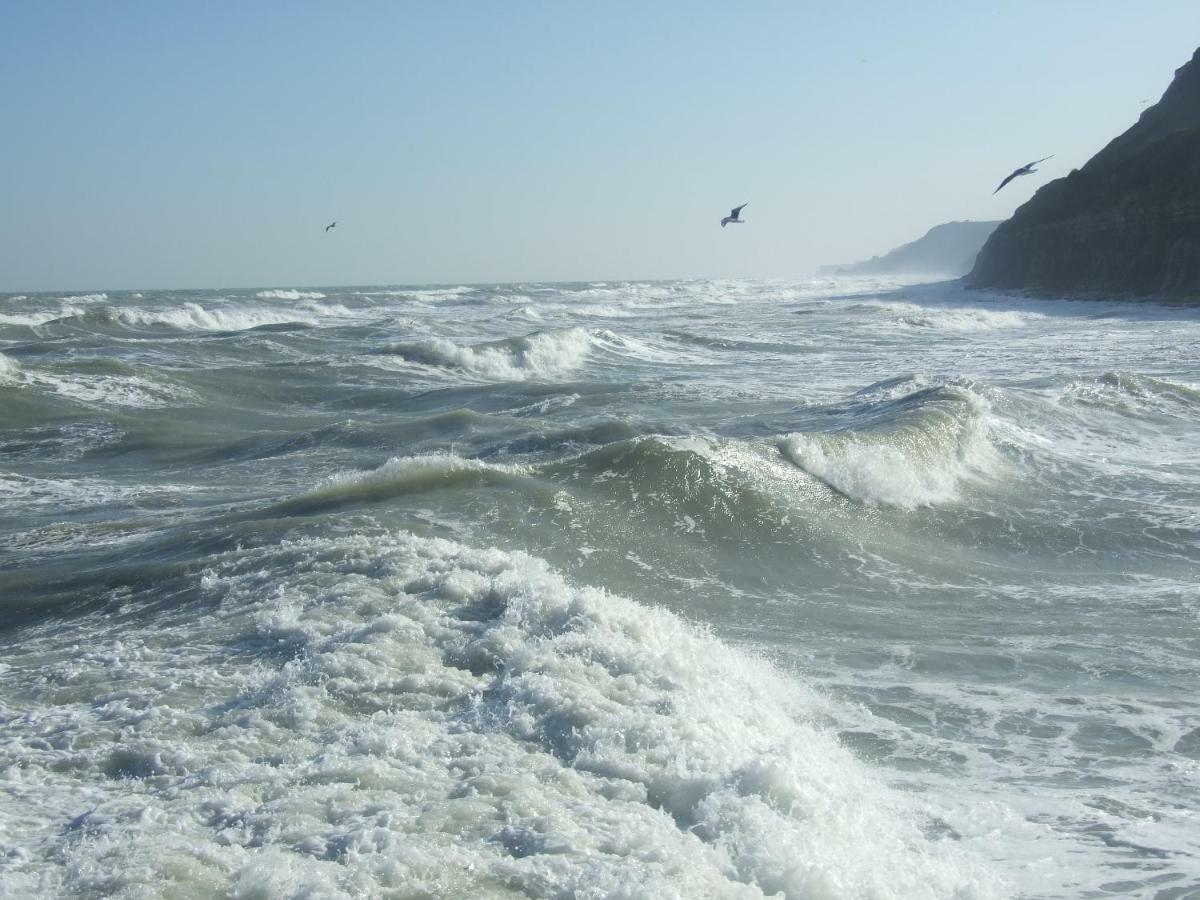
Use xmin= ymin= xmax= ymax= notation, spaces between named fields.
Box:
xmin=819 ymin=220 xmax=1000 ymax=278
xmin=969 ymin=47 xmax=1200 ymax=299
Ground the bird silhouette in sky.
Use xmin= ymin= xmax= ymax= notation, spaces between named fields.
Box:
xmin=721 ymin=204 xmax=748 ymax=228
xmin=993 ymin=157 xmax=1053 ymax=194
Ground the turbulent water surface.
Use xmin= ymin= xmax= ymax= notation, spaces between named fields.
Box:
xmin=1 ymin=280 xmax=1198 ymax=899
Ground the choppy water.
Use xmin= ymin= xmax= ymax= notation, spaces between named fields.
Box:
xmin=1 ymin=279 xmax=1198 ymax=899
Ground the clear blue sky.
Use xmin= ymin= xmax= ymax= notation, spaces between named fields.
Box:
xmin=2 ymin=1 xmax=1197 ymax=291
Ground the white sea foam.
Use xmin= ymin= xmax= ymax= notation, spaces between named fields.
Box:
xmin=571 ymin=303 xmax=639 ymax=318
xmin=869 ymin=301 xmax=1039 ymax=331
xmin=0 ymin=531 xmax=1001 ymax=897
xmin=0 ymin=352 xmax=19 ymax=380
xmin=0 ymin=472 xmax=191 ymax=512
xmin=56 ymin=292 xmax=108 ymax=303
xmin=111 ymin=302 xmax=318 ymax=331
xmin=0 ymin=472 xmax=126 ymax=510
xmin=28 ymin=371 xmax=199 ymax=409
xmin=0 ymin=304 xmax=88 ymax=327
xmin=382 ymin=328 xmax=593 ymax=381
xmin=356 ymin=286 xmax=475 ymax=301
xmin=1059 ymin=371 xmax=1200 ymax=419
xmin=255 ymin=289 xmax=328 ymax=300
xmin=590 ymin=329 xmax=718 ymax=365
xmin=781 ymin=391 xmax=1001 ymax=508
xmin=509 ymin=304 xmax=545 ymax=321
xmin=403 ymin=286 xmax=474 ymax=298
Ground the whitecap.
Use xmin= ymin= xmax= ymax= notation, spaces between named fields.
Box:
xmin=0 ymin=530 xmax=1002 ymax=898
xmin=377 ymin=328 xmax=593 ymax=381
xmin=0 ymin=352 xmax=19 ymax=380
xmin=255 ymin=289 xmax=328 ymax=300
xmin=56 ymin=292 xmax=108 ymax=303
xmin=781 ymin=388 xmax=1001 ymax=508
xmin=27 ymin=370 xmax=199 ymax=409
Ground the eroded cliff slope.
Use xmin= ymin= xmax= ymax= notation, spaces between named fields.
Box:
xmin=969 ymin=47 xmax=1200 ymax=299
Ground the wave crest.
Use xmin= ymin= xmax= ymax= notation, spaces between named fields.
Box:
xmin=867 ymin=301 xmax=1039 ymax=331
xmin=1061 ymin=371 xmax=1200 ymax=419
xmin=0 ymin=352 xmax=19 ymax=380
xmin=255 ymin=289 xmax=328 ymax=300
xmin=182 ymin=532 xmax=997 ymax=897
xmin=273 ymin=453 xmax=530 ymax=515
xmin=380 ymin=328 xmax=593 ymax=381
xmin=781 ymin=385 xmax=1001 ymax=508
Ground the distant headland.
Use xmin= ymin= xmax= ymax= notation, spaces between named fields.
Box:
xmin=818 ymin=220 xmax=1001 ymax=279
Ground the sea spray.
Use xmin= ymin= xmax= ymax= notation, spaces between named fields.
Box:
xmin=780 ymin=385 xmax=1000 ymax=508
xmin=0 ymin=529 xmax=1003 ymax=898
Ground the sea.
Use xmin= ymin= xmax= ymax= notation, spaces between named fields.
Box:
xmin=1 ymin=278 xmax=1197 ymax=899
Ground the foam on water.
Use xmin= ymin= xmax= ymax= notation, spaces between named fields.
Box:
xmin=0 ymin=531 xmax=1001 ymax=898
xmin=375 ymin=328 xmax=593 ymax=381
xmin=106 ymin=300 xmax=359 ymax=332
xmin=780 ymin=386 xmax=1001 ymax=508
xmin=21 ymin=369 xmax=199 ymax=409
xmin=56 ymin=293 xmax=108 ymax=303
xmin=509 ymin=305 xmax=545 ymax=322
xmin=354 ymin=287 xmax=476 ymax=302
xmin=254 ymin=289 xmax=328 ymax=300
xmin=1 ymin=298 xmax=366 ymax=336
xmin=1059 ymin=371 xmax=1200 ymax=420
xmin=0 ymin=353 xmax=19 ymax=380
xmin=0 ymin=472 xmax=128 ymax=511
xmin=589 ymin=329 xmax=718 ymax=366
xmin=865 ymin=301 xmax=1041 ymax=331
xmin=0 ymin=304 xmax=89 ymax=328
xmin=0 ymin=422 xmax=122 ymax=463
xmin=117 ymin=303 xmax=312 ymax=332
xmin=0 ymin=472 xmax=193 ymax=513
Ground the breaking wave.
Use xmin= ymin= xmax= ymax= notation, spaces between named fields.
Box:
xmin=0 ymin=305 xmax=89 ymax=328
xmin=1059 ymin=371 xmax=1200 ymax=419
xmin=377 ymin=328 xmax=593 ymax=381
xmin=56 ymin=293 xmax=108 ymax=303
xmin=0 ymin=530 xmax=999 ymax=897
xmin=780 ymin=384 xmax=1001 ymax=508
xmin=255 ymin=289 xmax=328 ymax=300
xmin=39 ymin=301 xmax=358 ymax=333
xmin=868 ymin=302 xmax=1040 ymax=331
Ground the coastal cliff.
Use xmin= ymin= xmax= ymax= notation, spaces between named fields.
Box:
xmin=819 ymin=220 xmax=1000 ymax=278
xmin=969 ymin=46 xmax=1200 ymax=299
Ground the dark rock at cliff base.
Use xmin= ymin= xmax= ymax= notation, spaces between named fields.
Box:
xmin=819 ymin=220 xmax=1000 ymax=278
xmin=969 ymin=47 xmax=1200 ymax=300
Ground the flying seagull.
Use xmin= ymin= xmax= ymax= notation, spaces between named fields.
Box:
xmin=993 ymin=157 xmax=1053 ymax=194
xmin=721 ymin=203 xmax=747 ymax=228
xmin=325 ymin=221 xmax=337 ymax=232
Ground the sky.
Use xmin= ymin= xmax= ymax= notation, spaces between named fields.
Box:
xmin=2 ymin=1 xmax=1198 ymax=291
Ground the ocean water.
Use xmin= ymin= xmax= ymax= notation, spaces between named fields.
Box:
xmin=1 ymin=279 xmax=1198 ymax=899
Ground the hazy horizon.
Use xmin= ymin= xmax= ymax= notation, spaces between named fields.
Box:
xmin=3 ymin=1 xmax=1199 ymax=293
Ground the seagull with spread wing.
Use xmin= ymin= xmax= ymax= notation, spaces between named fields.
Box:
xmin=721 ymin=203 xmax=747 ymax=228
xmin=325 ymin=221 xmax=337 ymax=232
xmin=993 ymin=157 xmax=1052 ymax=194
